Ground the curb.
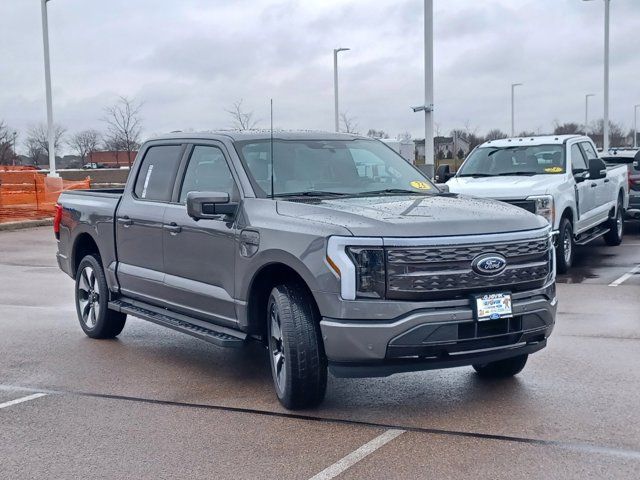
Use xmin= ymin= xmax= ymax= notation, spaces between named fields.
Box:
xmin=0 ymin=218 xmax=53 ymax=232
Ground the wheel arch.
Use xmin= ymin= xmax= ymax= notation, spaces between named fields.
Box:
xmin=244 ymin=262 xmax=320 ymax=340
xmin=71 ymin=232 xmax=101 ymax=277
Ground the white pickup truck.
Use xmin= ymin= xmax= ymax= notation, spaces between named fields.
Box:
xmin=442 ymin=135 xmax=629 ymax=273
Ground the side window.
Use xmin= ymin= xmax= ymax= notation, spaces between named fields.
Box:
xmin=179 ymin=146 xmax=236 ymax=203
xmin=580 ymin=142 xmax=598 ymax=161
xmin=570 ymin=144 xmax=588 ymax=171
xmin=134 ymin=145 xmax=183 ymax=202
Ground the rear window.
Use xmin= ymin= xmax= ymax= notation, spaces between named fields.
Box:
xmin=134 ymin=145 xmax=183 ymax=202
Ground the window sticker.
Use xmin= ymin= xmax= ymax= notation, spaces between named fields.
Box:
xmin=544 ymin=167 xmax=563 ymax=173
xmin=141 ymin=164 xmax=154 ymax=198
xmin=410 ymin=180 xmax=431 ymax=190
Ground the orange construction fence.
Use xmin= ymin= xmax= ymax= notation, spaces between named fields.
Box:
xmin=0 ymin=166 xmax=90 ymax=223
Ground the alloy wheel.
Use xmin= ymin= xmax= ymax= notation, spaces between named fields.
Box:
xmin=269 ymin=303 xmax=286 ymax=392
xmin=77 ymin=266 xmax=100 ymax=329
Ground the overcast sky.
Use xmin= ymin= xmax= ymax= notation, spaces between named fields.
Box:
xmin=1 ymin=0 xmax=638 ymax=152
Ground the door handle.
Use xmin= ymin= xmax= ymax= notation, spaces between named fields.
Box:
xmin=590 ymin=183 xmax=597 ymax=188
xmin=117 ymin=217 xmax=132 ymax=227
xmin=603 ymin=178 xmax=610 ymax=183
xmin=163 ymin=223 xmax=182 ymax=234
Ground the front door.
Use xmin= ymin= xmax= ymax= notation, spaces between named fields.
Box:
xmin=162 ymin=144 xmax=240 ymax=327
xmin=580 ymin=141 xmax=610 ymax=224
xmin=116 ymin=144 xmax=184 ymax=303
xmin=570 ymin=142 xmax=597 ymax=232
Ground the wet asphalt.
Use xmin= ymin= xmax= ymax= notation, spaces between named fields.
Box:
xmin=0 ymin=225 xmax=639 ymax=479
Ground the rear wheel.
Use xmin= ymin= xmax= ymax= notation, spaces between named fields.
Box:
xmin=604 ymin=198 xmax=624 ymax=246
xmin=555 ymin=217 xmax=574 ymax=274
xmin=75 ymin=255 xmax=127 ymax=339
xmin=473 ymin=354 xmax=528 ymax=378
xmin=267 ymin=283 xmax=327 ymax=409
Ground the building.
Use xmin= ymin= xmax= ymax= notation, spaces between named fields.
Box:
xmin=414 ymin=132 xmax=470 ymax=164
xmin=88 ymin=150 xmax=138 ymax=168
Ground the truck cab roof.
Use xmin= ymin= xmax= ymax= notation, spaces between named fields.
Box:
xmin=151 ymin=130 xmax=368 ymax=143
xmin=481 ymin=135 xmax=586 ymax=148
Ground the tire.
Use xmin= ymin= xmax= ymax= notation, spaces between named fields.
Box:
xmin=75 ymin=254 xmax=127 ymax=339
xmin=555 ymin=217 xmax=574 ymax=274
xmin=267 ymin=283 xmax=327 ymax=409
xmin=604 ymin=198 xmax=624 ymax=246
xmin=473 ymin=354 xmax=528 ymax=378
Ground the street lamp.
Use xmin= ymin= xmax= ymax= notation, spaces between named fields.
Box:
xmin=411 ymin=0 xmax=435 ymax=176
xmin=11 ymin=131 xmax=17 ymax=166
xmin=511 ymin=83 xmax=523 ymax=137
xmin=634 ymin=104 xmax=640 ymax=149
xmin=583 ymin=0 xmax=611 ymax=151
xmin=333 ymin=47 xmax=350 ymax=132
xmin=40 ymin=0 xmax=58 ymax=177
xmin=585 ymin=93 xmax=595 ymax=134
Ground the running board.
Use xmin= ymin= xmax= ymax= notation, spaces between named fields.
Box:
xmin=109 ymin=299 xmax=246 ymax=348
xmin=574 ymin=226 xmax=610 ymax=246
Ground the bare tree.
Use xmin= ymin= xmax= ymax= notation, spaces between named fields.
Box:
xmin=0 ymin=121 xmax=18 ymax=165
xmin=68 ymin=129 xmax=101 ymax=164
xmin=553 ymin=121 xmax=581 ymax=135
xmin=226 ymin=99 xmax=258 ymax=130
xmin=340 ymin=112 xmax=358 ymax=134
xmin=366 ymin=129 xmax=389 ymax=139
xmin=434 ymin=122 xmax=442 ymax=137
xmin=485 ymin=129 xmax=508 ymax=141
xmin=396 ymin=131 xmax=412 ymax=142
xmin=25 ymin=123 xmax=66 ymax=163
xmin=103 ymin=96 xmax=143 ymax=167
xmin=592 ymin=119 xmax=626 ymax=148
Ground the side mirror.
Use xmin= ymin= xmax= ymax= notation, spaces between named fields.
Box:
xmin=186 ymin=191 xmax=237 ymax=220
xmin=435 ymin=164 xmax=451 ymax=183
xmin=588 ymin=158 xmax=607 ymax=180
xmin=435 ymin=183 xmax=450 ymax=192
xmin=573 ymin=171 xmax=589 ymax=183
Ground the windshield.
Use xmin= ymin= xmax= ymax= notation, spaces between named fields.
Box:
xmin=235 ymin=139 xmax=437 ymax=197
xmin=457 ymin=144 xmax=566 ymax=177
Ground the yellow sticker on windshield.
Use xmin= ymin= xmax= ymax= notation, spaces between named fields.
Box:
xmin=410 ymin=181 xmax=431 ymax=190
xmin=544 ymin=167 xmax=564 ymax=173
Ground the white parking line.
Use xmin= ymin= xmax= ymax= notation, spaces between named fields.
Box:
xmin=609 ymin=264 xmax=640 ymax=287
xmin=0 ymin=393 xmax=47 ymax=410
xmin=308 ymin=429 xmax=405 ymax=480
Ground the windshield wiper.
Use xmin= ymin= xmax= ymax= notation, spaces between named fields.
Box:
xmin=273 ymin=191 xmax=350 ymax=198
xmin=457 ymin=173 xmax=494 ymax=177
xmin=355 ymin=188 xmax=430 ymax=196
xmin=495 ymin=171 xmax=538 ymax=176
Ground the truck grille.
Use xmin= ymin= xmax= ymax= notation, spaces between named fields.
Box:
xmin=386 ymin=236 xmax=552 ymax=300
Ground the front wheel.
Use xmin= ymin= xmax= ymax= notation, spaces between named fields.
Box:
xmin=267 ymin=284 xmax=327 ymax=409
xmin=555 ymin=217 xmax=574 ymax=274
xmin=473 ymin=354 xmax=528 ymax=378
xmin=75 ymin=254 xmax=127 ymax=339
xmin=604 ymin=199 xmax=624 ymax=246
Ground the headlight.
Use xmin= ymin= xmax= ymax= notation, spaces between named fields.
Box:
xmin=527 ymin=195 xmax=554 ymax=225
xmin=346 ymin=247 xmax=386 ymax=299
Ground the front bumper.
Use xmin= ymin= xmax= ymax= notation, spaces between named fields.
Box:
xmin=320 ymin=282 xmax=556 ymax=378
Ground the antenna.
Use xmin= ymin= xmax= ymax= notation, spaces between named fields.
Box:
xmin=270 ymin=98 xmax=274 ymax=199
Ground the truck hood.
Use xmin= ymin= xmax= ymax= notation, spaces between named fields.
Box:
xmin=276 ymin=194 xmax=547 ymax=237
xmin=446 ymin=174 xmax=565 ymax=199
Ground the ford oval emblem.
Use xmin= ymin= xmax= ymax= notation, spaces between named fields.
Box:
xmin=472 ymin=253 xmax=507 ymax=276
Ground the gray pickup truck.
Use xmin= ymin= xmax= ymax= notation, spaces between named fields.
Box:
xmin=55 ymin=131 xmax=557 ymax=409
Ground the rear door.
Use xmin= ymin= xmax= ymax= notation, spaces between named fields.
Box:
xmin=569 ymin=142 xmax=597 ymax=232
xmin=116 ymin=143 xmax=185 ymax=303
xmin=161 ymin=143 xmax=241 ymax=327
xmin=579 ymin=140 xmax=610 ymax=224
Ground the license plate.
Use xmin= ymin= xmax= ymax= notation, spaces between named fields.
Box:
xmin=474 ymin=293 xmax=513 ymax=321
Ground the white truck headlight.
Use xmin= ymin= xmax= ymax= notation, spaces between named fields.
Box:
xmin=527 ymin=195 xmax=554 ymax=226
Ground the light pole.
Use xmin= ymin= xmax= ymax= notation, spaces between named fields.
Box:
xmin=634 ymin=104 xmax=640 ymax=149
xmin=585 ymin=93 xmax=595 ymax=134
xmin=11 ymin=131 xmax=17 ymax=166
xmin=333 ymin=47 xmax=350 ymax=132
xmin=511 ymin=83 xmax=523 ymax=137
xmin=583 ymin=0 xmax=611 ymax=151
xmin=40 ymin=0 xmax=57 ymax=177
xmin=411 ymin=0 xmax=434 ymax=176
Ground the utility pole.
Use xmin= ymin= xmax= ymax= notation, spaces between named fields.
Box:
xmin=41 ymin=0 xmax=58 ymax=177
xmin=333 ymin=47 xmax=350 ymax=132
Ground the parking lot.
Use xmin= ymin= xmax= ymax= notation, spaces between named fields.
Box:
xmin=1 ymin=224 xmax=639 ymax=479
